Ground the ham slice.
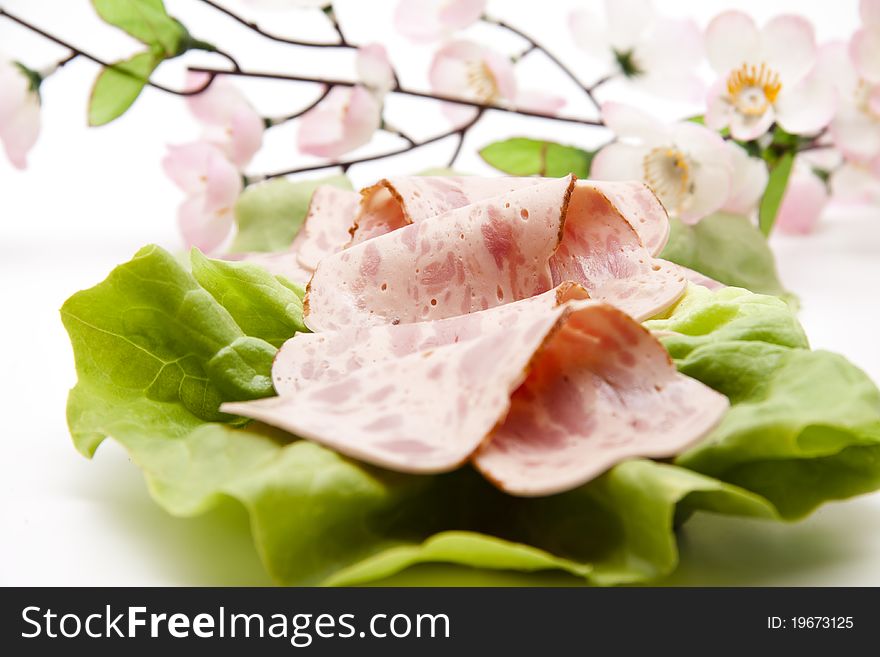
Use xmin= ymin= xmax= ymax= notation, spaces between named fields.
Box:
xmin=230 ymin=185 xmax=359 ymax=285
xmin=222 ymin=299 xmax=727 ymax=490
xmin=273 ymin=282 xmax=590 ymax=395
xmin=304 ymin=175 xmax=685 ymax=331
xmin=352 ymin=176 xmax=669 ymax=255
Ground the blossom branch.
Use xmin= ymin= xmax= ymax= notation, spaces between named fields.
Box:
xmin=197 ymin=0 xmax=352 ymax=48
xmin=189 ymin=66 xmax=606 ymax=127
xmin=248 ymin=113 xmax=486 ymax=182
xmin=264 ymin=85 xmax=332 ymax=127
xmin=483 ymin=16 xmax=609 ymax=112
xmin=0 ymin=7 xmax=217 ymax=96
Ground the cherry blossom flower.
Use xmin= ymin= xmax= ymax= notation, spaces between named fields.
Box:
xmin=394 ymin=0 xmax=486 ymax=41
xmin=816 ymin=42 xmax=880 ymax=162
xmin=297 ymin=85 xmax=381 ymax=158
xmin=774 ymin=161 xmax=829 ymax=235
xmin=0 ymin=56 xmax=41 ymax=170
xmin=830 ymin=158 xmax=880 ymax=204
xmin=569 ymin=0 xmax=704 ymax=101
xmin=704 ymin=11 xmax=836 ymax=141
xmin=852 ymin=0 xmax=880 ymax=83
xmin=186 ymin=73 xmax=264 ymax=168
xmin=162 ymin=142 xmax=242 ymax=252
xmin=591 ymin=102 xmax=732 ymax=223
xmin=357 ymin=44 xmax=395 ymax=96
xmin=721 ymin=141 xmax=768 ymax=216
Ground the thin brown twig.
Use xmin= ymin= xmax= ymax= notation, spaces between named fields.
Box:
xmin=189 ymin=66 xmax=606 ymax=127
xmin=197 ymin=0 xmax=352 ymax=48
xmin=0 ymin=7 xmax=216 ymax=96
xmin=264 ymin=85 xmax=331 ymax=127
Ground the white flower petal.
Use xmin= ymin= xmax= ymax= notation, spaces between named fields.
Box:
xmin=851 ymin=28 xmax=880 ymax=83
xmin=590 ymin=142 xmax=647 ymax=180
xmin=728 ymin=105 xmax=775 ymax=141
xmin=705 ymin=11 xmax=760 ymax=74
xmin=775 ymin=71 xmax=837 ymax=135
xmin=831 ymin=105 xmax=880 ymax=160
xmin=814 ymin=41 xmax=858 ymax=97
xmin=569 ymin=10 xmax=613 ymax=63
xmin=722 ymin=142 xmax=768 ymax=215
xmin=681 ymin=161 xmax=730 ymax=224
xmin=600 ymin=101 xmax=663 ymax=141
xmin=830 ymin=163 xmax=880 ymax=202
xmin=759 ymin=14 xmax=816 ymax=84
xmin=862 ymin=0 xmax=880 ymax=27
xmin=604 ymin=0 xmax=653 ymax=50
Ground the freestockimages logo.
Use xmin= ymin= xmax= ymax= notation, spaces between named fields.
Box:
xmin=20 ymin=606 xmax=451 ymax=647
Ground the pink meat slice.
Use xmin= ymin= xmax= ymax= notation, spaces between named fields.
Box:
xmin=273 ymin=282 xmax=590 ymax=395
xmin=223 ymin=300 xmax=727 ymax=487
xmin=352 ymin=176 xmax=669 ymax=255
xmin=227 ymin=185 xmax=359 ymax=285
xmin=472 ymin=302 xmax=729 ymax=496
xmin=669 ymin=264 xmax=725 ymax=290
xmin=305 ymin=176 xmax=685 ymax=331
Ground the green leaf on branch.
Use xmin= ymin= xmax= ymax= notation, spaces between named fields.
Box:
xmin=231 ymin=175 xmax=353 ymax=253
xmin=88 ymin=50 xmax=161 ymax=126
xmin=660 ymin=213 xmax=793 ymax=302
xmin=758 ymin=152 xmax=795 ymax=236
xmin=91 ymin=0 xmax=188 ymax=57
xmin=479 ymin=138 xmax=594 ymax=177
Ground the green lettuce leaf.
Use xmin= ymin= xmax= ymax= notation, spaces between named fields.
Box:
xmin=479 ymin=138 xmax=594 ymax=177
xmin=232 ymin=176 xmax=352 ymax=253
xmin=62 ymin=250 xmax=880 ymax=585
xmin=660 ymin=214 xmax=792 ymax=301
xmin=191 ymin=249 xmax=307 ymax=348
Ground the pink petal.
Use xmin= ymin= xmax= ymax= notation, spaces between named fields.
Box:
xmin=851 ymin=28 xmax=880 ymax=83
xmin=514 ymin=90 xmax=565 ymax=115
xmin=162 ymin=142 xmax=219 ymax=193
xmin=759 ymin=14 xmax=816 ymax=84
xmin=601 ymin=101 xmax=662 ymax=141
xmin=227 ymin=104 xmax=265 ymax=168
xmin=635 ymin=18 xmax=703 ymax=86
xmin=187 ymin=74 xmax=249 ymax=126
xmin=394 ymin=0 xmax=485 ymax=41
xmin=775 ymin=70 xmax=837 ymax=135
xmin=357 ymin=43 xmax=395 ymax=95
xmin=178 ymin=195 xmax=235 ymax=253
xmin=203 ymin=150 xmax=243 ymax=213
xmin=775 ymin=165 xmax=829 ymax=235
xmin=704 ymin=79 xmax=734 ymax=132
xmin=705 ymin=11 xmax=760 ymax=75
xmin=297 ymin=86 xmax=380 ymax=159
xmin=831 ymin=104 xmax=880 ymax=161
xmin=831 ymin=163 xmax=880 ymax=202
xmin=429 ymin=40 xmax=517 ymax=104
xmin=862 ymin=0 xmax=880 ymax=27
xmin=0 ymin=60 xmax=40 ymax=169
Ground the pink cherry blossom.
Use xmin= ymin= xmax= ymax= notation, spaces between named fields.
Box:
xmin=297 ymin=85 xmax=381 ymax=158
xmin=591 ymin=102 xmax=732 ymax=223
xmin=851 ymin=0 xmax=880 ymax=83
xmin=429 ymin=40 xmax=516 ymax=105
xmin=774 ymin=161 xmax=829 ymax=235
xmin=830 ymin=158 xmax=880 ymax=204
xmin=570 ymin=0 xmax=704 ymax=101
xmin=357 ymin=44 xmax=395 ymax=96
xmin=186 ymin=73 xmax=264 ymax=168
xmin=721 ymin=141 xmax=768 ymax=216
xmin=0 ymin=56 xmax=41 ymax=170
xmin=394 ymin=0 xmax=486 ymax=41
xmin=704 ymin=12 xmax=836 ymax=140
xmin=162 ymin=142 xmax=242 ymax=253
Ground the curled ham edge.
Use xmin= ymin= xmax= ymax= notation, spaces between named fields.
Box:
xmin=303 ymin=174 xmax=688 ymax=331
xmin=223 ymin=286 xmax=729 ymax=497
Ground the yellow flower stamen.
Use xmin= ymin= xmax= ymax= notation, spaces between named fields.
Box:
xmin=642 ymin=147 xmax=692 ymax=214
xmin=466 ymin=60 xmax=500 ymax=103
xmin=726 ymin=62 xmax=782 ymax=116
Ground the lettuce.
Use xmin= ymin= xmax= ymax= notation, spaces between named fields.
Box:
xmin=61 ymin=249 xmax=880 ymax=585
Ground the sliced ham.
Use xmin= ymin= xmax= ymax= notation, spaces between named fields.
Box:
xmin=304 ymin=175 xmax=685 ymax=331
xmin=222 ymin=299 xmax=727 ymax=490
xmin=472 ymin=301 xmax=729 ymax=496
xmin=352 ymin=176 xmax=669 ymax=255
xmin=229 ymin=185 xmax=359 ymax=285
xmin=273 ymin=282 xmax=590 ymax=395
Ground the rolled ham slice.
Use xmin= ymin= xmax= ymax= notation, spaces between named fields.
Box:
xmin=222 ymin=299 xmax=727 ymax=491
xmin=352 ymin=176 xmax=669 ymax=255
xmin=304 ymin=175 xmax=685 ymax=331
xmin=230 ymin=185 xmax=359 ymax=285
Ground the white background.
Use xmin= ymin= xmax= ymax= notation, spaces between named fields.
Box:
xmin=1 ymin=0 xmax=878 ymax=585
